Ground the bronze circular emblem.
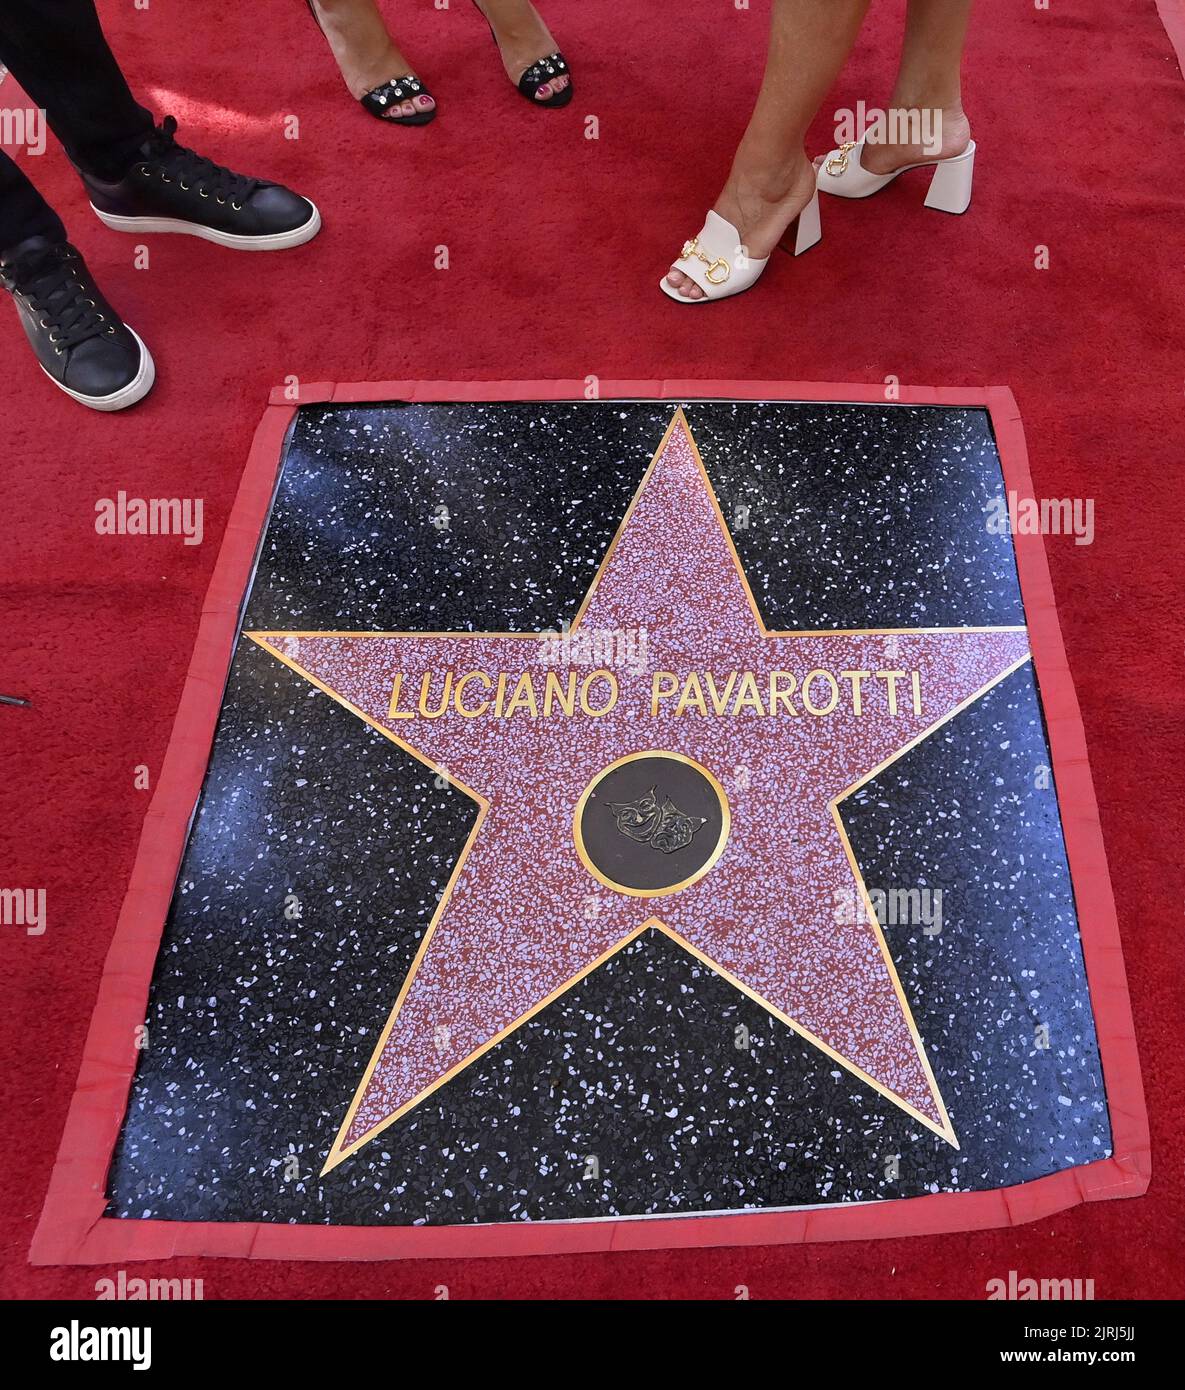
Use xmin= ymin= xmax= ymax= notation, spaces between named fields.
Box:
xmin=573 ymin=751 xmax=730 ymax=897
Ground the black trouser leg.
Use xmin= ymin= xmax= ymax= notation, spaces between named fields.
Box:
xmin=0 ymin=0 xmax=154 ymax=252
xmin=0 ymin=152 xmax=66 ymax=257
xmin=0 ymin=0 xmax=155 ymax=175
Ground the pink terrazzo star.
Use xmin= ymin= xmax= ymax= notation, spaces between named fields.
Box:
xmin=249 ymin=411 xmax=1031 ymax=1171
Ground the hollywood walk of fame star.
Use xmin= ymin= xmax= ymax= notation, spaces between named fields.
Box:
xmin=248 ymin=411 xmax=1031 ymax=1174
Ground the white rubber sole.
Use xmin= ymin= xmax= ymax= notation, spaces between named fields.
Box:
xmin=42 ymin=327 xmax=155 ymax=412
xmin=89 ymin=199 xmax=322 ymax=250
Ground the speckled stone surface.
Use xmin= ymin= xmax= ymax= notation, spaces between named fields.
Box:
xmin=105 ymin=401 xmax=1109 ymax=1225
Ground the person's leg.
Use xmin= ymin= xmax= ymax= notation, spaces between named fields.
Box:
xmin=0 ymin=161 xmax=153 ymax=411
xmin=666 ymin=0 xmax=871 ymax=300
xmin=2 ymin=0 xmax=318 ymax=251
xmin=307 ymin=0 xmax=435 ymax=119
xmin=476 ymin=0 xmax=571 ymax=101
xmin=860 ymin=0 xmax=973 ymax=176
xmin=0 ymin=0 xmax=153 ymax=180
xmin=1 ymin=231 xmax=155 ymax=411
xmin=0 ymin=152 xmax=66 ymax=257
xmin=0 ymin=7 xmax=154 ymax=409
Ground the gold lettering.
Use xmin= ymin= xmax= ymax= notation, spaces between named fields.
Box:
xmin=801 ymin=669 xmax=840 ymax=716
xmin=418 ymin=670 xmax=452 ymax=718
xmin=840 ymin=670 xmax=871 ymax=716
xmin=768 ymin=671 xmax=799 ymax=715
xmin=388 ymin=673 xmax=415 ymax=720
xmin=454 ymin=671 xmax=491 ymax=717
xmin=676 ymin=673 xmax=708 ymax=717
xmin=651 ymin=671 xmax=679 ymax=716
xmin=875 ymin=670 xmax=907 ymax=715
xmin=580 ymin=669 xmax=618 ymax=716
xmin=704 ymin=671 xmax=738 ymax=715
xmin=543 ymin=671 xmax=577 ymax=717
xmin=414 ymin=667 xmax=927 ymax=722
xmin=504 ymin=672 xmax=539 ymax=718
xmin=731 ymin=671 xmax=766 ymax=716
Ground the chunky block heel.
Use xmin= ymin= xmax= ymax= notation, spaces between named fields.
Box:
xmin=923 ymin=143 xmax=976 ymax=214
xmin=786 ymin=188 xmax=822 ymax=254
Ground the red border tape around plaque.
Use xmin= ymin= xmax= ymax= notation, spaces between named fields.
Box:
xmin=29 ymin=382 xmax=1150 ymax=1265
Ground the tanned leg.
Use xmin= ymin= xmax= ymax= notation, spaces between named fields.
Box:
xmin=476 ymin=0 xmax=571 ymax=101
xmin=309 ymin=0 xmax=435 ymax=119
xmin=860 ymin=0 xmax=973 ymax=175
xmin=667 ymin=0 xmax=872 ymax=300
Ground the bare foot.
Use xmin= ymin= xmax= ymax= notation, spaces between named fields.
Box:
xmin=476 ymin=0 xmax=571 ymax=101
xmin=664 ymin=154 xmax=818 ymax=301
xmin=310 ymin=0 xmax=436 ymax=120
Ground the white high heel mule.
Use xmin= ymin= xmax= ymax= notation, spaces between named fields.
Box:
xmin=660 ymin=188 xmax=822 ymax=305
xmin=816 ymin=136 xmax=976 ymax=214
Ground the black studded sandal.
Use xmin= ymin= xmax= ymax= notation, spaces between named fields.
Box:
xmin=470 ymin=2 xmax=573 ymax=108
xmin=305 ymin=0 xmax=436 ymax=126
xmin=359 ymin=74 xmax=437 ymax=125
xmin=514 ymin=51 xmax=572 ymax=108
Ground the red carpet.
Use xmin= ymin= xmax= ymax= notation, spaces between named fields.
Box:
xmin=2 ymin=0 xmax=1183 ymax=1299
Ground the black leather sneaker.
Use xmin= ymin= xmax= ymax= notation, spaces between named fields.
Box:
xmin=81 ymin=116 xmax=321 ymax=251
xmin=0 ymin=237 xmax=154 ymax=411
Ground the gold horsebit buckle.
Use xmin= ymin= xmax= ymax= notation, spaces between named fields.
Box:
xmin=679 ymin=236 xmax=730 ymax=285
xmin=825 ymin=141 xmax=857 ymax=177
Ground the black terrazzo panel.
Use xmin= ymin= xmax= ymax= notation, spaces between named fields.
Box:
xmin=104 ymin=400 xmax=1108 ymax=1225
xmin=242 ymin=401 xmax=1022 ymax=634
xmin=681 ymin=402 xmax=1024 ymax=629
